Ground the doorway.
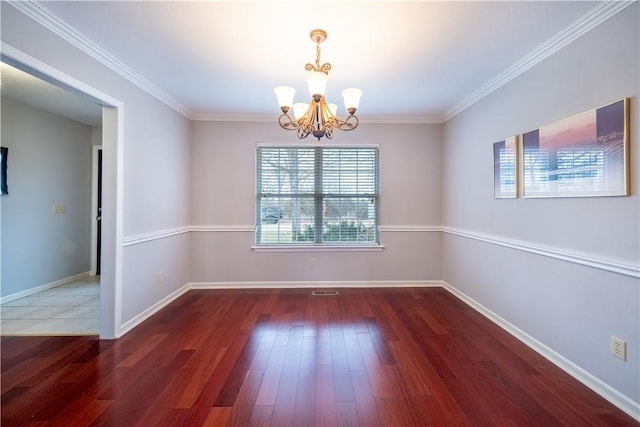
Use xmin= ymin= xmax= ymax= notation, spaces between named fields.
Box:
xmin=1 ymin=46 xmax=123 ymax=339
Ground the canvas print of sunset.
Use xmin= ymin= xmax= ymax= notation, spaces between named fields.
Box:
xmin=522 ymin=99 xmax=628 ymax=197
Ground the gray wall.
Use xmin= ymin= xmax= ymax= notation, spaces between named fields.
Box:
xmin=1 ymin=2 xmax=193 ymax=327
xmin=1 ymin=97 xmax=92 ymax=297
xmin=442 ymin=4 xmax=639 ymax=406
xmin=190 ymin=121 xmax=442 ymax=284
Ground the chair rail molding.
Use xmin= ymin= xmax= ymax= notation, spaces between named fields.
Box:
xmin=443 ymin=226 xmax=639 ymax=279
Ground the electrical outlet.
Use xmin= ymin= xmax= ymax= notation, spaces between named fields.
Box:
xmin=155 ymin=272 xmax=163 ymax=284
xmin=611 ymin=336 xmax=626 ymax=361
xmin=308 ymin=257 xmax=316 ymax=268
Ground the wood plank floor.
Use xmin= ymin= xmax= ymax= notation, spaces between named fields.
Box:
xmin=1 ymin=288 xmax=637 ymax=426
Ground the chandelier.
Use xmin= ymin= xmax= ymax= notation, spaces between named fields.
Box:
xmin=274 ymin=29 xmax=362 ymax=141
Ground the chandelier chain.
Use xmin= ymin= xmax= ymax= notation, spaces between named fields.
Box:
xmin=315 ymin=42 xmax=322 ymax=72
xmin=306 ymin=39 xmax=331 ymax=74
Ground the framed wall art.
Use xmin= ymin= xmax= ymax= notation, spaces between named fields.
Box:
xmin=522 ymin=98 xmax=629 ymax=198
xmin=493 ymin=136 xmax=518 ymax=198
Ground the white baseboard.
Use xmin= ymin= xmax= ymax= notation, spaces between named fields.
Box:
xmin=441 ymin=281 xmax=640 ymax=422
xmin=0 ymin=271 xmax=91 ymax=304
xmin=117 ymin=280 xmax=441 ymax=336
xmin=189 ymin=280 xmax=443 ymax=289
xmin=118 ymin=283 xmax=191 ymax=337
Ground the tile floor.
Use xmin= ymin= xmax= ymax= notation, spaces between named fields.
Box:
xmin=1 ymin=276 xmax=100 ymax=335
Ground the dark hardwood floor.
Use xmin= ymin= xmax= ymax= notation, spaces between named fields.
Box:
xmin=1 ymin=287 xmax=637 ymax=426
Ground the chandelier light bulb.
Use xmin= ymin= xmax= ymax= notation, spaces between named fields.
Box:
xmin=274 ymin=86 xmax=295 ymax=110
xmin=306 ymin=71 xmax=328 ymax=98
xmin=292 ymin=103 xmax=309 ymax=120
xmin=342 ymin=88 xmax=362 ymax=114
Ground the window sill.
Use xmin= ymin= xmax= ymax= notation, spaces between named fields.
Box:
xmin=252 ymin=244 xmax=385 ymax=253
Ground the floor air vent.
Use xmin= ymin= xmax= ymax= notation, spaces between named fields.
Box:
xmin=312 ymin=290 xmax=339 ymax=296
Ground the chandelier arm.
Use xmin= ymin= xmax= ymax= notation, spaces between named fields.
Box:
xmin=279 ymin=103 xmax=359 ymax=133
xmin=334 ymin=114 xmax=359 ymax=131
xmin=278 ymin=113 xmax=299 ymax=130
xmin=297 ymin=127 xmax=311 ymax=139
xmin=325 ymin=128 xmax=334 ymax=140
xmin=292 ymin=102 xmax=317 ymax=140
xmin=307 ymin=100 xmax=321 ymax=131
xmin=305 ymin=62 xmax=331 ymax=74
xmin=319 ymin=97 xmax=336 ymax=121
xmin=298 ymin=100 xmax=336 ymax=140
xmin=319 ymin=99 xmax=339 ymax=135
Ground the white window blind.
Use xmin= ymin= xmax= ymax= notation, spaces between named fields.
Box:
xmin=256 ymin=146 xmax=379 ymax=245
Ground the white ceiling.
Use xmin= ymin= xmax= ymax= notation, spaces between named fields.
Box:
xmin=1 ymin=1 xmax=622 ymax=124
xmin=1 ymin=62 xmax=103 ymax=126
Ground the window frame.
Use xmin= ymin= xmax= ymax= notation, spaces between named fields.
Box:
xmin=254 ymin=143 xmax=382 ymax=251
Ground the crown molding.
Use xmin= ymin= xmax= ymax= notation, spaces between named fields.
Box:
xmin=361 ymin=115 xmax=444 ymax=125
xmin=441 ymin=0 xmax=635 ymax=122
xmin=8 ymin=0 xmax=193 ymax=119
xmin=190 ymin=113 xmax=275 ymax=123
xmin=190 ymin=113 xmax=444 ymax=124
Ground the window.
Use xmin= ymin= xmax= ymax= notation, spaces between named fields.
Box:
xmin=256 ymin=146 xmax=379 ymax=245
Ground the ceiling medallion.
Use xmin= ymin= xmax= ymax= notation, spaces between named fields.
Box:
xmin=274 ymin=29 xmax=362 ymax=141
